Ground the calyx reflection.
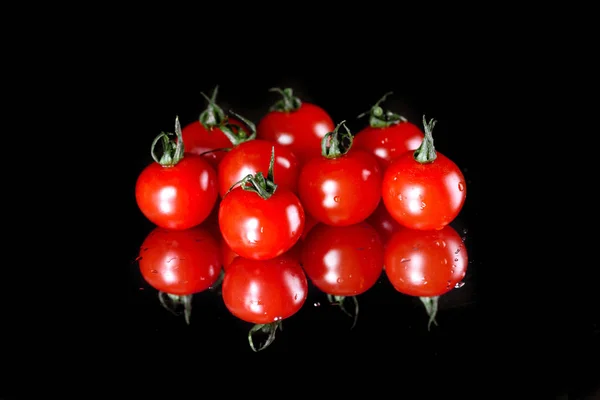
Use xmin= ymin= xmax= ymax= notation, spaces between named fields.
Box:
xmin=137 ymin=225 xmax=223 ymax=324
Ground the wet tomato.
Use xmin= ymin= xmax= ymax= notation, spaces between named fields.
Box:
xmin=298 ymin=121 xmax=382 ymax=226
xmin=218 ymin=148 xmax=305 ymax=260
xmin=135 ymin=116 xmax=218 ymax=230
xmin=382 ymin=117 xmax=466 ymax=230
xmin=180 ymin=86 xmax=249 ymax=168
xmin=218 ymin=139 xmax=300 ymax=197
xmin=256 ymin=87 xmax=334 ymax=165
xmin=353 ymin=92 xmax=424 ymax=171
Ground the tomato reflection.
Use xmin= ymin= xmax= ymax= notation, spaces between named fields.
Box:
xmin=384 ymin=224 xmax=468 ymax=329
xmin=137 ymin=225 xmax=222 ymax=324
xmin=301 ymin=221 xmax=384 ymax=328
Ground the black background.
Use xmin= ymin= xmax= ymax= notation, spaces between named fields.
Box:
xmin=7 ymin=22 xmax=593 ymax=398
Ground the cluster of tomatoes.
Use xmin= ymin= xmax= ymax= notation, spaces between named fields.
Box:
xmin=135 ymin=87 xmax=469 ymax=351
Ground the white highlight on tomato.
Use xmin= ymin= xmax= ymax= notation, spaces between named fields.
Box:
xmin=283 ymin=269 xmax=306 ymax=305
xmin=323 ymin=249 xmax=341 ymax=284
xmin=321 ymin=179 xmax=338 ymax=208
xmin=286 ymin=204 xmax=302 ymax=236
xmin=199 ymin=170 xmax=210 ymax=190
xmin=245 ymin=217 xmax=260 ymax=244
xmin=276 ymin=156 xmax=291 ymax=169
xmin=158 ymin=186 xmax=177 ymax=214
xmin=278 ymin=133 xmax=294 ymax=145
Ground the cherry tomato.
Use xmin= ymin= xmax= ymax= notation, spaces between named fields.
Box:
xmin=138 ymin=226 xmax=222 ymax=295
xmin=301 ymin=222 xmax=384 ymax=296
xmin=382 ymin=116 xmax=466 ymax=230
xmin=256 ymin=87 xmax=334 ymax=165
xmin=353 ymin=92 xmax=424 ymax=171
xmin=181 ymin=86 xmax=249 ymax=168
xmin=219 ymin=150 xmax=305 ymax=260
xmin=298 ymin=121 xmax=382 ymax=227
xmin=136 ymin=117 xmax=218 ymax=230
xmin=384 ymin=224 xmax=467 ymax=298
xmin=366 ymin=200 xmax=404 ymax=245
xmin=218 ymin=139 xmax=300 ymax=197
xmin=222 ymin=254 xmax=308 ymax=325
xmin=219 ymin=235 xmax=239 ymax=272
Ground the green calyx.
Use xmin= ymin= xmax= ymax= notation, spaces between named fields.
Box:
xmin=150 ymin=116 xmax=185 ymax=167
xmin=226 ymin=146 xmax=278 ymax=199
xmin=321 ymin=120 xmax=353 ymax=159
xmin=413 ymin=115 xmax=438 ymax=164
xmin=268 ymin=87 xmax=302 ymax=112
xmin=219 ymin=110 xmax=257 ymax=146
xmin=199 ymin=85 xmax=226 ymax=129
xmin=357 ymin=91 xmax=407 ymax=128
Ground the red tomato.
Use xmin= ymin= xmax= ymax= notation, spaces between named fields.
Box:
xmin=138 ymin=226 xmax=222 ymax=295
xmin=222 ymin=254 xmax=308 ymax=325
xmin=353 ymin=92 xmax=424 ymax=171
xmin=301 ymin=213 xmax=319 ymax=241
xmin=382 ymin=117 xmax=466 ymax=230
xmin=256 ymin=87 xmax=334 ymax=165
xmin=181 ymin=86 xmax=249 ymax=168
xmin=219 ymin=235 xmax=239 ymax=272
xmin=218 ymin=164 xmax=305 ymax=260
xmin=384 ymin=224 xmax=467 ymax=298
xmin=218 ymin=139 xmax=300 ymax=197
xmin=366 ymin=200 xmax=404 ymax=245
xmin=135 ymin=117 xmax=218 ymax=230
xmin=298 ymin=122 xmax=382 ymax=226
xmin=301 ymin=222 xmax=384 ymax=296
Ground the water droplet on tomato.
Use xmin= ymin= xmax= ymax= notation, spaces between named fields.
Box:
xmin=458 ymin=182 xmax=465 ymax=191
xmin=434 ymin=240 xmax=446 ymax=248
xmin=455 ymin=248 xmax=461 ymax=254
xmin=294 ymin=294 xmax=298 ymax=300
xmin=442 ymin=258 xmax=448 ymax=265
xmin=400 ymin=258 xmax=411 ymax=263
xmin=454 ymin=258 xmax=459 ymax=262
xmin=334 ymin=196 xmax=340 ymax=202
xmin=420 ymin=202 xmax=426 ymax=210
xmin=446 ymin=280 xmax=451 ymax=289
xmin=393 ymin=176 xmax=398 ymax=181
xmin=455 ymin=281 xmax=465 ymax=288
xmin=151 ymin=269 xmax=158 ymax=274
xmin=422 ymin=280 xmax=428 ymax=285
xmin=336 ymin=277 xmax=343 ymax=283
xmin=260 ymin=227 xmax=264 ymax=233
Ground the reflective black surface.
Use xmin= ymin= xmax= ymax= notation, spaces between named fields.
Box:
xmin=123 ymin=76 xmax=483 ymax=350
xmin=111 ymin=67 xmax=594 ymax=397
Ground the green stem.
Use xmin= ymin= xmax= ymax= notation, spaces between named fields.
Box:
xmin=321 ymin=120 xmax=353 ymax=158
xmin=268 ymin=87 xmax=302 ymax=112
xmin=158 ymin=292 xmax=194 ymax=325
xmin=327 ymin=294 xmax=359 ymax=330
xmin=419 ymin=295 xmax=439 ymax=331
xmin=225 ymin=146 xmax=278 ymax=198
xmin=248 ymin=321 xmax=283 ymax=352
xmin=413 ymin=116 xmax=438 ymax=164
xmin=219 ymin=110 xmax=257 ymax=146
xmin=150 ymin=116 xmax=185 ymax=167
xmin=357 ymin=91 xmax=407 ymax=128
xmin=199 ymin=85 xmax=226 ymax=129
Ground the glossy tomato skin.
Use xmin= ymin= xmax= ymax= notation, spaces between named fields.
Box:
xmin=218 ymin=187 xmax=305 ymax=260
xmin=256 ymin=103 xmax=334 ymax=165
xmin=353 ymin=122 xmax=424 ymax=171
xmin=366 ymin=200 xmax=404 ymax=245
xmin=181 ymin=117 xmax=246 ymax=169
xmin=222 ymin=254 xmax=308 ymax=324
xmin=301 ymin=222 xmax=384 ymax=296
xmin=138 ymin=226 xmax=222 ymax=295
xmin=298 ymin=150 xmax=382 ymax=227
xmin=217 ymin=139 xmax=300 ymax=197
xmin=384 ymin=225 xmax=467 ymax=297
xmin=382 ymin=151 xmax=466 ymax=230
xmin=135 ymin=155 xmax=218 ymax=230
